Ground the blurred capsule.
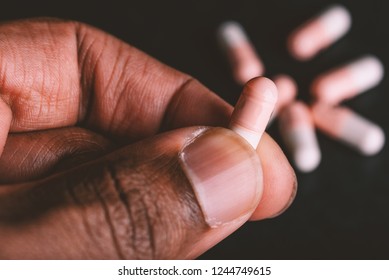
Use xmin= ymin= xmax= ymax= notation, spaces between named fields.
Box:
xmin=271 ymin=74 xmax=298 ymax=121
xmin=230 ymin=77 xmax=277 ymax=149
xmin=312 ymin=103 xmax=385 ymax=155
xmin=311 ymin=55 xmax=384 ymax=104
xmin=279 ymin=101 xmax=321 ymax=172
xmin=288 ymin=5 xmax=351 ymax=60
xmin=218 ymin=21 xmax=265 ymax=84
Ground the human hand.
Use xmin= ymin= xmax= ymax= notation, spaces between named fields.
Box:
xmin=0 ymin=19 xmax=296 ymax=259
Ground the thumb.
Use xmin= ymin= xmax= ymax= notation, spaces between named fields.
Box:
xmin=0 ymin=127 xmax=262 ymax=259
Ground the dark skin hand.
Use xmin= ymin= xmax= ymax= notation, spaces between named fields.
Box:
xmin=0 ymin=18 xmax=296 ymax=259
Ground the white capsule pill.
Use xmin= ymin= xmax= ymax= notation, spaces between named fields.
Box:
xmin=279 ymin=101 xmax=321 ymax=172
xmin=288 ymin=5 xmax=351 ymax=60
xmin=229 ymin=77 xmax=277 ymax=149
xmin=218 ymin=21 xmax=265 ymax=85
xmin=311 ymin=55 xmax=384 ymax=104
xmin=271 ymin=74 xmax=298 ymax=120
xmin=312 ymin=103 xmax=385 ymax=155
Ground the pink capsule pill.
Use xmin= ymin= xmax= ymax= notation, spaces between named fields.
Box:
xmin=311 ymin=55 xmax=384 ymax=104
xmin=218 ymin=21 xmax=265 ymax=85
xmin=312 ymin=104 xmax=385 ymax=155
xmin=288 ymin=5 xmax=351 ymax=61
xmin=279 ymin=101 xmax=321 ymax=172
xmin=272 ymin=74 xmax=298 ymax=120
xmin=229 ymin=77 xmax=277 ymax=149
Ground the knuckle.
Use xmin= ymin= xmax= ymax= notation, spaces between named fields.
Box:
xmin=72 ymin=154 xmax=205 ymax=259
xmin=70 ymin=159 xmax=165 ymax=259
xmin=104 ymin=163 xmax=158 ymax=259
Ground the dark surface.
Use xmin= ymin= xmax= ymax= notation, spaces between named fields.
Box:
xmin=2 ymin=0 xmax=389 ymax=259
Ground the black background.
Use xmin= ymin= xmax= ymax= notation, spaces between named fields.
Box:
xmin=2 ymin=0 xmax=389 ymax=259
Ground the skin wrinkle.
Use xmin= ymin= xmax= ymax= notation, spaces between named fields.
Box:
xmin=37 ymin=42 xmax=47 ymax=119
xmin=94 ymin=147 xmax=207 ymax=259
xmin=30 ymin=22 xmax=58 ymax=119
xmin=106 ymin=46 xmax=133 ymax=134
xmin=117 ymin=162 xmax=158 ymax=259
xmin=117 ymin=189 xmax=138 ymax=259
xmin=27 ymin=136 xmax=55 ymax=171
xmin=6 ymin=36 xmax=19 ymax=98
xmin=48 ymin=55 xmax=60 ymax=119
xmin=77 ymin=154 xmax=153 ymax=259
xmin=106 ymin=165 xmax=137 ymax=259
xmin=137 ymin=195 xmax=156 ymax=259
xmin=25 ymin=27 xmax=45 ymax=122
xmin=52 ymin=132 xmax=110 ymax=170
xmin=11 ymin=133 xmax=55 ymax=179
xmin=126 ymin=189 xmax=152 ymax=259
xmin=91 ymin=175 xmax=124 ymax=259
xmin=75 ymin=22 xmax=94 ymax=122
xmin=44 ymin=131 xmax=86 ymax=164
xmin=46 ymin=23 xmax=78 ymax=125
xmin=133 ymin=190 xmax=157 ymax=259
xmin=132 ymin=167 xmax=166 ymax=259
xmin=144 ymin=154 xmax=203 ymax=258
xmin=15 ymin=137 xmax=36 ymax=169
xmin=110 ymin=53 xmax=171 ymax=139
xmin=93 ymin=160 xmax=157 ymax=258
xmin=83 ymin=35 xmax=120 ymax=134
xmin=0 ymin=128 xmax=112 ymax=183
xmin=160 ymin=77 xmax=194 ymax=130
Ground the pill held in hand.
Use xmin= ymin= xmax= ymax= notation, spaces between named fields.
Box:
xmin=279 ymin=101 xmax=321 ymax=172
xmin=288 ymin=5 xmax=351 ymax=61
xmin=218 ymin=21 xmax=265 ymax=85
xmin=312 ymin=103 xmax=385 ymax=155
xmin=229 ymin=77 xmax=277 ymax=149
xmin=311 ymin=55 xmax=384 ymax=104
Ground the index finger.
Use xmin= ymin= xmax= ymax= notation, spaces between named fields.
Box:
xmin=0 ymin=19 xmax=231 ymax=141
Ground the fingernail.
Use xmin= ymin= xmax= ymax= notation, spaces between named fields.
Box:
xmin=179 ymin=128 xmax=262 ymax=227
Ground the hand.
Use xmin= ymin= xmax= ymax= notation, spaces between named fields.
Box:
xmin=0 ymin=18 xmax=296 ymax=259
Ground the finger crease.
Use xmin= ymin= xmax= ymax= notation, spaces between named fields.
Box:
xmin=159 ymin=77 xmax=194 ymax=130
xmin=138 ymin=195 xmax=156 ymax=259
xmin=106 ymin=166 xmax=137 ymax=258
xmin=91 ymin=175 xmax=125 ymax=259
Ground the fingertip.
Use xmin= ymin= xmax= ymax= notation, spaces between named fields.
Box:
xmin=250 ymin=133 xmax=297 ymax=220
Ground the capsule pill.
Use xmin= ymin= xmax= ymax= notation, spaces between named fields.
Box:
xmin=311 ymin=55 xmax=384 ymax=104
xmin=229 ymin=77 xmax=277 ymax=149
xmin=279 ymin=101 xmax=321 ymax=172
xmin=218 ymin=21 xmax=265 ymax=84
xmin=288 ymin=5 xmax=351 ymax=61
xmin=312 ymin=103 xmax=385 ymax=155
